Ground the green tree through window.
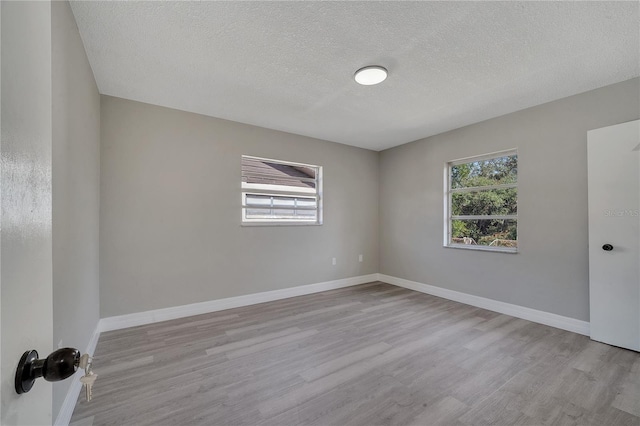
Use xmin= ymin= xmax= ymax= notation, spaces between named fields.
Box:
xmin=447 ymin=151 xmax=518 ymax=250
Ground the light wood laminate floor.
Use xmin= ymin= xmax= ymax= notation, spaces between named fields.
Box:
xmin=70 ymin=282 xmax=640 ymax=426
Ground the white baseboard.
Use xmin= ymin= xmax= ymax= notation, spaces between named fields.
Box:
xmin=54 ymin=322 xmax=101 ymax=426
xmin=99 ymin=274 xmax=380 ymax=333
xmin=379 ymin=274 xmax=590 ymax=336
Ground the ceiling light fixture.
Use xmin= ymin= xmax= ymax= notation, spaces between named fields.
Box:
xmin=354 ymin=66 xmax=388 ymax=85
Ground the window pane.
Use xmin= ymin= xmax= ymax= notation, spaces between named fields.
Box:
xmin=451 ymin=154 xmax=517 ymax=189
xmin=452 ymin=188 xmax=517 ymax=216
xmin=242 ymin=157 xmax=316 ymax=189
xmin=296 ymin=209 xmax=316 ymax=217
xmin=245 ymin=208 xmax=317 ymax=221
xmin=245 ymin=194 xmax=271 ymax=206
xmin=246 ymin=208 xmax=270 ymax=216
xmin=246 ymin=208 xmax=276 ymax=219
xmin=246 ymin=195 xmax=316 ymax=208
xmin=296 ymin=198 xmax=317 ymax=208
xmin=451 ymin=219 xmax=517 ymax=247
xmin=272 ymin=197 xmax=295 ymax=207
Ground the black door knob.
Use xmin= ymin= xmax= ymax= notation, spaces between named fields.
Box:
xmin=15 ymin=348 xmax=80 ymax=394
xmin=602 ymin=244 xmax=613 ymax=251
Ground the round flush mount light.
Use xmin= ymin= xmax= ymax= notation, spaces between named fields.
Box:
xmin=354 ymin=65 xmax=388 ymax=85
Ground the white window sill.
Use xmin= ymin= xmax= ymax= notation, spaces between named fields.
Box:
xmin=241 ymin=221 xmax=322 ymax=227
xmin=444 ymin=244 xmax=518 ymax=254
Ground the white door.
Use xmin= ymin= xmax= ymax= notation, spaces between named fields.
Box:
xmin=1 ymin=1 xmax=55 ymax=424
xmin=588 ymin=120 xmax=640 ymax=352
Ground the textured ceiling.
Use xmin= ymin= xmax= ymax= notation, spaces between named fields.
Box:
xmin=70 ymin=1 xmax=639 ymax=151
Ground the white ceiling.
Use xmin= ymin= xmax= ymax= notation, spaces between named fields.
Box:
xmin=70 ymin=1 xmax=639 ymax=151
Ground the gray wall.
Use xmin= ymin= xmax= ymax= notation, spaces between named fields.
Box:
xmin=1 ymin=2 xmax=54 ymax=424
xmin=380 ymin=78 xmax=640 ymax=322
xmin=100 ymin=96 xmax=379 ymax=317
xmin=51 ymin=1 xmax=100 ymax=421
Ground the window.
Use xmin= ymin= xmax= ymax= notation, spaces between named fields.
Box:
xmin=241 ymin=155 xmax=322 ymax=225
xmin=445 ymin=150 xmax=518 ymax=252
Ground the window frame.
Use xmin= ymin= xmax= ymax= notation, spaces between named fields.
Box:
xmin=241 ymin=155 xmax=323 ymax=226
xmin=443 ymin=149 xmax=518 ymax=253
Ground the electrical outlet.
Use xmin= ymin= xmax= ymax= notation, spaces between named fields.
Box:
xmin=332 ymin=257 xmax=337 ymax=266
xmin=358 ymin=254 xmax=363 ymax=262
